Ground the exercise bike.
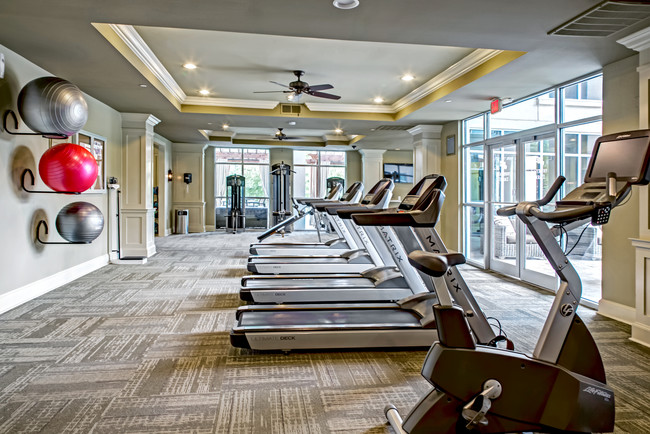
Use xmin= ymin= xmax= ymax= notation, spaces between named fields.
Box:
xmin=385 ymin=129 xmax=650 ymax=433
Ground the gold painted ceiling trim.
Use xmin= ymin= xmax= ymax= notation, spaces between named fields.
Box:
xmin=181 ymin=104 xmax=396 ymax=122
xmin=94 ymin=23 xmax=527 ymax=123
xmin=395 ymin=50 xmax=527 ymax=120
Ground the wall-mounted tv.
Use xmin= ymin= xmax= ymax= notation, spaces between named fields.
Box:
xmin=383 ymin=163 xmax=414 ymax=184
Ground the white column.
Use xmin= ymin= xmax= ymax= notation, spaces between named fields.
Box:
xmin=120 ymin=113 xmax=160 ymax=258
xmin=618 ymin=27 xmax=650 ymax=347
xmin=408 ymin=125 xmax=443 ymax=180
xmin=359 ymin=149 xmax=386 ymax=189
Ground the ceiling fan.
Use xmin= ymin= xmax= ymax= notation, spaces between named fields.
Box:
xmin=254 ymin=70 xmax=341 ymax=100
xmin=274 ymin=128 xmax=302 ymax=141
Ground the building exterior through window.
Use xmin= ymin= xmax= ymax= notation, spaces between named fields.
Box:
xmin=461 ymin=74 xmax=603 ymax=306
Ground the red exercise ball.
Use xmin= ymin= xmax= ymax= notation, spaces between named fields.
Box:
xmin=38 ymin=143 xmax=98 ymax=192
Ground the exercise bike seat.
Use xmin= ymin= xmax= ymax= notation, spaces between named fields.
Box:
xmin=408 ymin=251 xmax=466 ymax=277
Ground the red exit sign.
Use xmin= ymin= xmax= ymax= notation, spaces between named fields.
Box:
xmin=491 ymin=98 xmax=502 ymax=114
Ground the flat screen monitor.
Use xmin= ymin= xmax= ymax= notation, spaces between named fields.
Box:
xmin=384 ymin=163 xmax=414 ymax=184
xmin=585 ymin=130 xmax=650 ymax=185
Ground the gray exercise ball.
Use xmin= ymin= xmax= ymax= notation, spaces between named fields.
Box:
xmin=55 ymin=202 xmax=104 ymax=243
xmin=17 ymin=77 xmax=88 ymax=137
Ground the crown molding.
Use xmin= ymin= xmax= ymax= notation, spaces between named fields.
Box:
xmin=121 ymin=113 xmax=161 ymax=129
xmin=618 ymin=26 xmax=650 ymax=53
xmin=184 ymin=96 xmax=279 ymax=109
xmin=110 ymin=24 xmax=187 ymax=104
xmin=392 ymin=49 xmax=503 ymax=112
xmin=407 ymin=125 xmax=443 ymax=136
xmin=104 ymin=25 xmax=509 ymax=120
xmin=305 ymin=102 xmax=395 ymax=113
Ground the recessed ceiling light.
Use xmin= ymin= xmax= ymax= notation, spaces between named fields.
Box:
xmin=183 ymin=63 xmax=197 ymax=70
xmin=288 ymin=121 xmax=297 ymax=126
xmin=445 ymin=99 xmax=452 ymax=103
xmin=222 ymin=124 xmax=229 ymax=130
xmin=333 ymin=0 xmax=359 ymax=9
xmin=139 ymin=84 xmax=147 ymax=88
xmin=373 ymin=97 xmax=384 ymax=104
xmin=395 ymin=148 xmax=400 ymax=151
xmin=199 ymin=89 xmax=210 ymax=96
xmin=370 ymin=128 xmax=376 ymax=131
xmin=334 ymin=128 xmax=343 ymax=134
xmin=401 ymin=74 xmax=415 ymax=82
xmin=207 ymin=122 xmax=213 ymax=125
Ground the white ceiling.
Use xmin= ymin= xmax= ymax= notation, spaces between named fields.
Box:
xmin=0 ymin=0 xmax=645 ymax=149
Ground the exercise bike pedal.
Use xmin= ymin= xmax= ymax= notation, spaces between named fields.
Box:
xmin=461 ymin=379 xmax=502 ymax=429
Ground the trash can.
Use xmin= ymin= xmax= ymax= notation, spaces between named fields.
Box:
xmin=175 ymin=209 xmax=189 ymax=234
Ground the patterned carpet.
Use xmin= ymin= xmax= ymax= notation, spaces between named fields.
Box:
xmin=0 ymin=231 xmax=649 ymax=433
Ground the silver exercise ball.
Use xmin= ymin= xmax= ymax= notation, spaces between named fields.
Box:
xmin=17 ymin=77 xmax=88 ymax=137
xmin=55 ymin=202 xmax=104 ymax=243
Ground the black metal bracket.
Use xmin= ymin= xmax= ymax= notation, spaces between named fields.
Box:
xmin=21 ymin=169 xmax=80 ymax=195
xmin=35 ymin=220 xmax=88 ymax=245
xmin=3 ymin=110 xmax=69 ymax=140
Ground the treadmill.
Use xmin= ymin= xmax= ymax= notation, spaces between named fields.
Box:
xmin=246 ymin=179 xmax=394 ymax=275
xmin=231 ymin=174 xmax=499 ymax=351
xmin=254 ymin=182 xmax=346 ymax=243
xmin=240 ymin=175 xmax=446 ymax=304
xmin=250 ymin=181 xmax=364 ymax=256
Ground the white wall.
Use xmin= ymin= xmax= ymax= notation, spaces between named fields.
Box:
xmin=0 ymin=43 xmax=122 ymax=310
xmin=601 ymin=54 xmax=641 ymax=308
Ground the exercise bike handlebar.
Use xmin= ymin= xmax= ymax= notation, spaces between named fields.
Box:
xmin=497 ymin=176 xmax=566 ymax=217
xmin=527 ymin=204 xmax=598 ymax=223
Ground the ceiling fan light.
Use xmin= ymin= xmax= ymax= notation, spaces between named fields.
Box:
xmin=333 ymin=0 xmax=359 ymax=9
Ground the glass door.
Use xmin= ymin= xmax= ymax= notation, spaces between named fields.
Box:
xmin=520 ymin=135 xmax=557 ymax=289
xmin=489 ymin=142 xmax=518 ymax=276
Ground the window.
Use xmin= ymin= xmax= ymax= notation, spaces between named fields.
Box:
xmin=215 ymin=148 xmax=270 ymax=228
xmin=461 ymin=74 xmax=603 ymax=305
xmin=293 ymin=150 xmax=346 ymax=198
xmin=561 ymin=75 xmax=603 ymax=123
xmin=293 ymin=150 xmax=346 ymax=230
xmin=489 ymin=92 xmax=556 ymax=138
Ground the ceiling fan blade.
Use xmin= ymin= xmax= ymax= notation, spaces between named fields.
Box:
xmin=309 ymin=91 xmax=341 ymax=100
xmin=307 ymin=84 xmax=333 ymax=91
xmin=270 ymin=81 xmax=291 ymax=88
xmin=253 ymin=90 xmax=292 ymax=93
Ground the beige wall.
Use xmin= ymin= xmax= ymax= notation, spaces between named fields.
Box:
xmin=346 ymin=150 xmax=362 ymax=189
xmin=204 ymin=146 xmax=215 ymax=231
xmin=172 ymin=143 xmax=207 ymax=233
xmin=383 ymin=150 xmax=414 ymax=201
xmin=601 ymin=54 xmax=641 ymax=307
xmin=439 ymin=121 xmax=461 ymax=252
xmin=0 ymin=43 xmax=122 ymax=301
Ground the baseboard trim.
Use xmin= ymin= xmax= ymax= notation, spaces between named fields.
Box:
xmin=0 ymin=254 xmax=109 ymax=315
xmin=631 ymin=322 xmax=650 ymax=348
xmin=598 ymin=299 xmax=636 ymax=325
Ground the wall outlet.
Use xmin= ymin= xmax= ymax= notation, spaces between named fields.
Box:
xmin=0 ymin=53 xmax=4 ymax=79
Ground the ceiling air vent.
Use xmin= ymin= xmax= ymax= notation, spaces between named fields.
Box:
xmin=548 ymin=1 xmax=650 ymax=37
xmin=280 ymin=104 xmax=302 ymax=116
xmin=374 ymin=125 xmax=414 ymax=131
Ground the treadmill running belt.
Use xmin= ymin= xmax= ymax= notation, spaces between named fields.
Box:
xmin=242 ymin=277 xmax=376 ymax=288
xmin=238 ymin=309 xmax=423 ymax=329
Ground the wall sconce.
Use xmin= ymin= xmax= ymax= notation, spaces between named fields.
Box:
xmin=167 ymin=169 xmax=173 ymax=182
